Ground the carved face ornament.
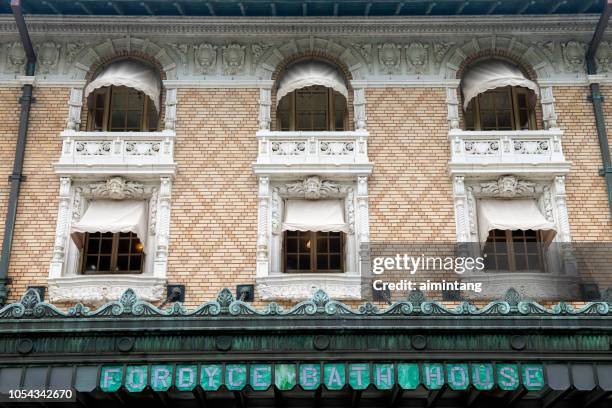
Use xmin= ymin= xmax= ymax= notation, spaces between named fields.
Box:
xmin=407 ymin=43 xmax=427 ymax=68
xmin=39 ymin=42 xmax=60 ymax=68
xmin=498 ymin=176 xmax=518 ymax=196
xmin=8 ymin=43 xmax=26 ymax=67
xmin=106 ymin=177 xmax=129 ymax=200
xmin=303 ymin=176 xmax=323 ymax=200
xmin=226 ymin=47 xmax=243 ymax=67
xmin=196 ymin=44 xmax=216 ymax=68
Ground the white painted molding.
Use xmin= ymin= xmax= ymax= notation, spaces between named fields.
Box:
xmin=163 ymin=79 xmax=274 ymax=88
xmin=256 ymin=273 xmax=361 ymax=301
xmin=48 ymin=275 xmax=166 ymax=306
xmin=461 ymin=273 xmax=578 ymax=301
xmin=351 ymin=79 xmax=461 ymax=88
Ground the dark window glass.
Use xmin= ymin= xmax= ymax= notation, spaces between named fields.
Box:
xmin=88 ymin=85 xmax=159 ymax=132
xmin=464 ymin=86 xmax=535 ymax=131
xmin=484 ymin=229 xmax=545 ymax=272
xmin=82 ymin=231 xmax=144 ymax=274
xmin=284 ymin=231 xmax=344 ymax=273
xmin=276 ymin=85 xmax=348 ymax=131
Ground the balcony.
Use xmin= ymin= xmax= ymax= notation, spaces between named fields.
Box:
xmin=448 ymin=129 xmax=570 ymax=176
xmin=253 ymin=130 xmax=373 ymax=177
xmin=55 ymin=130 xmax=176 ymax=177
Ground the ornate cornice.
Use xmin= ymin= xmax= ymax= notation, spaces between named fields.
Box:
xmin=0 ymin=15 xmax=602 ymax=37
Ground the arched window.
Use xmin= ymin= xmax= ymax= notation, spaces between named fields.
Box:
xmin=84 ymin=59 xmax=161 ymax=131
xmin=276 ymin=60 xmax=349 ymax=131
xmin=461 ymin=59 xmax=538 ymax=131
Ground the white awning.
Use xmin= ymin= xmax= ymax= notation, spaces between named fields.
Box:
xmin=477 ymin=199 xmax=556 ymax=243
xmin=71 ymin=200 xmax=148 ymax=246
xmin=276 ymin=61 xmax=349 ymax=106
xmin=461 ymin=59 xmax=539 ymax=110
xmin=84 ymin=59 xmax=161 ymax=112
xmin=282 ymin=199 xmax=348 ymax=233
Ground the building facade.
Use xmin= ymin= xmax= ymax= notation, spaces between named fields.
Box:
xmin=0 ymin=0 xmax=611 ymax=407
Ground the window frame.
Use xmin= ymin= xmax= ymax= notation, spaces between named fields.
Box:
xmin=276 ymin=85 xmax=348 ymax=131
xmin=483 ymin=229 xmax=547 ymax=273
xmin=81 ymin=231 xmax=145 ymax=275
xmin=465 ymin=86 xmax=536 ymax=131
xmin=282 ymin=230 xmax=345 ymax=273
xmin=87 ymin=85 xmax=159 ymax=132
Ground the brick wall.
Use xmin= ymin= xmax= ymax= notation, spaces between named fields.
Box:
xmin=553 ymin=86 xmax=612 ymax=290
xmin=2 ymin=84 xmax=612 ymax=305
xmin=167 ymin=89 xmax=259 ymax=305
xmin=0 ymin=88 xmax=20 ymax=248
xmin=2 ymin=87 xmax=68 ymax=301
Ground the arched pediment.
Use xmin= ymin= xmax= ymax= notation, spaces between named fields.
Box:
xmin=442 ymin=36 xmax=554 ymax=80
xmin=254 ymin=38 xmax=368 ymax=81
xmin=67 ymin=37 xmax=177 ymax=81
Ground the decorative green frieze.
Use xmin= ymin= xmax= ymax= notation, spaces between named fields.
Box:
xmin=99 ymin=362 xmax=545 ymax=393
xmin=3 ymin=287 xmax=612 ymax=320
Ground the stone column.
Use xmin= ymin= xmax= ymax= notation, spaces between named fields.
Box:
xmin=154 ymin=177 xmax=172 ymax=278
xmin=256 ymin=176 xmax=270 ymax=277
xmin=49 ymin=177 xmax=72 ymax=278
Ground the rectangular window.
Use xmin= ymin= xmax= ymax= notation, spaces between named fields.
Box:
xmin=283 ymin=231 xmax=344 ymax=273
xmin=483 ymin=229 xmax=545 ymax=272
xmin=465 ymin=86 xmax=535 ymax=131
xmin=275 ymin=85 xmax=347 ymax=131
xmin=82 ymin=232 xmax=144 ymax=274
xmin=87 ymin=86 xmax=159 ymax=132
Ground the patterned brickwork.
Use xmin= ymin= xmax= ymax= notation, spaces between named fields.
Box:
xmin=2 ymin=87 xmax=68 ymax=301
xmin=167 ymin=88 xmax=259 ymax=305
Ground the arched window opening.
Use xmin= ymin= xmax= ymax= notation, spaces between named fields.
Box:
xmin=276 ymin=60 xmax=349 ymax=131
xmin=84 ymin=59 xmax=161 ymax=132
xmin=461 ymin=59 xmax=538 ymax=131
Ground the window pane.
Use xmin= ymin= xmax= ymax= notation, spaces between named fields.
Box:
xmin=110 ymin=111 xmax=125 ymax=129
xmin=497 ymin=111 xmax=513 ymax=129
xmin=334 ymin=93 xmax=347 ymax=131
xmin=98 ymin=256 xmax=111 ymax=272
xmin=330 ymin=255 xmax=342 ymax=270
xmin=100 ymin=238 xmax=113 ymax=254
xmin=299 ymin=254 xmax=311 ymax=270
xmin=286 ymin=237 xmax=297 ymax=253
xmin=299 ymin=235 xmax=311 ymax=252
xmin=147 ymin=102 xmax=159 ymax=131
xmin=85 ymin=256 xmax=98 ymax=273
xmin=116 ymin=255 xmax=129 ymax=271
xmin=329 ymin=236 xmax=341 ymax=252
xmin=317 ymin=255 xmax=327 ymax=270
xmin=111 ymin=88 xmax=128 ymax=109
xmin=286 ymin=254 xmax=298 ymax=270
xmin=464 ymin=105 xmax=476 ymax=130
xmin=118 ymin=238 xmax=130 ymax=253
xmin=130 ymin=255 xmax=143 ymax=272
xmin=317 ymin=237 xmax=328 ymax=252
xmin=480 ymin=110 xmax=497 ymax=130
xmin=126 ymin=111 xmax=142 ymax=130
xmin=494 ymin=90 xmax=511 ymax=109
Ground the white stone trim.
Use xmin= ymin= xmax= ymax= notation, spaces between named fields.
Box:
xmin=48 ymin=176 xmax=173 ymax=305
xmin=48 ymin=275 xmax=166 ymax=306
xmin=452 ymin=174 xmax=577 ymax=300
xmin=255 ymin=176 xmax=371 ymax=300
xmin=163 ymin=79 xmax=275 ymax=88
xmin=460 ymin=273 xmax=578 ymax=301
xmin=256 ymin=273 xmax=361 ymax=301
xmin=351 ymin=79 xmax=461 ymax=88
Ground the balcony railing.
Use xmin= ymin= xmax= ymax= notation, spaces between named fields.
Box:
xmin=55 ymin=130 xmax=176 ymax=175
xmin=448 ymin=129 xmax=570 ymax=174
xmin=255 ymin=130 xmax=370 ymax=166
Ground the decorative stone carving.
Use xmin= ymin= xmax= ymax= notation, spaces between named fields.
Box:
xmin=48 ymin=277 xmax=165 ymax=306
xmin=256 ymin=177 xmax=270 ymax=273
xmin=154 ymin=177 xmax=172 ymax=270
xmin=251 ymin=43 xmax=271 ymax=70
xmin=86 ymin=177 xmax=146 ymax=200
xmin=353 ymin=87 xmax=367 ymax=130
xmin=222 ymin=43 xmax=246 ymax=75
xmin=258 ymin=88 xmax=271 ymax=130
xmin=164 ymin=88 xmax=177 ymax=131
xmin=540 ymin=86 xmax=558 ymax=129
xmin=377 ymin=43 xmax=401 ymax=74
xmin=64 ymin=41 xmax=87 ymax=67
xmin=596 ymin=41 xmax=612 ymax=73
xmin=433 ymin=42 xmax=453 ymax=64
xmin=276 ymin=176 xmax=349 ymax=199
xmin=37 ymin=41 xmax=61 ymax=74
xmin=446 ymin=87 xmax=460 ymax=130
xmin=561 ymin=41 xmax=587 ymax=73
xmin=167 ymin=43 xmax=189 ymax=75
xmin=351 ymin=43 xmax=373 ymax=69
xmin=453 ymin=176 xmax=470 ymax=242
xmin=194 ymin=43 xmax=217 ymax=74
xmin=6 ymin=42 xmax=26 ymax=73
xmin=405 ymin=42 xmax=429 ymax=75
xmin=474 ymin=176 xmax=538 ymax=198
xmin=72 ymin=187 xmax=83 ymax=223
xmin=51 ymin=177 xmax=72 ymax=266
